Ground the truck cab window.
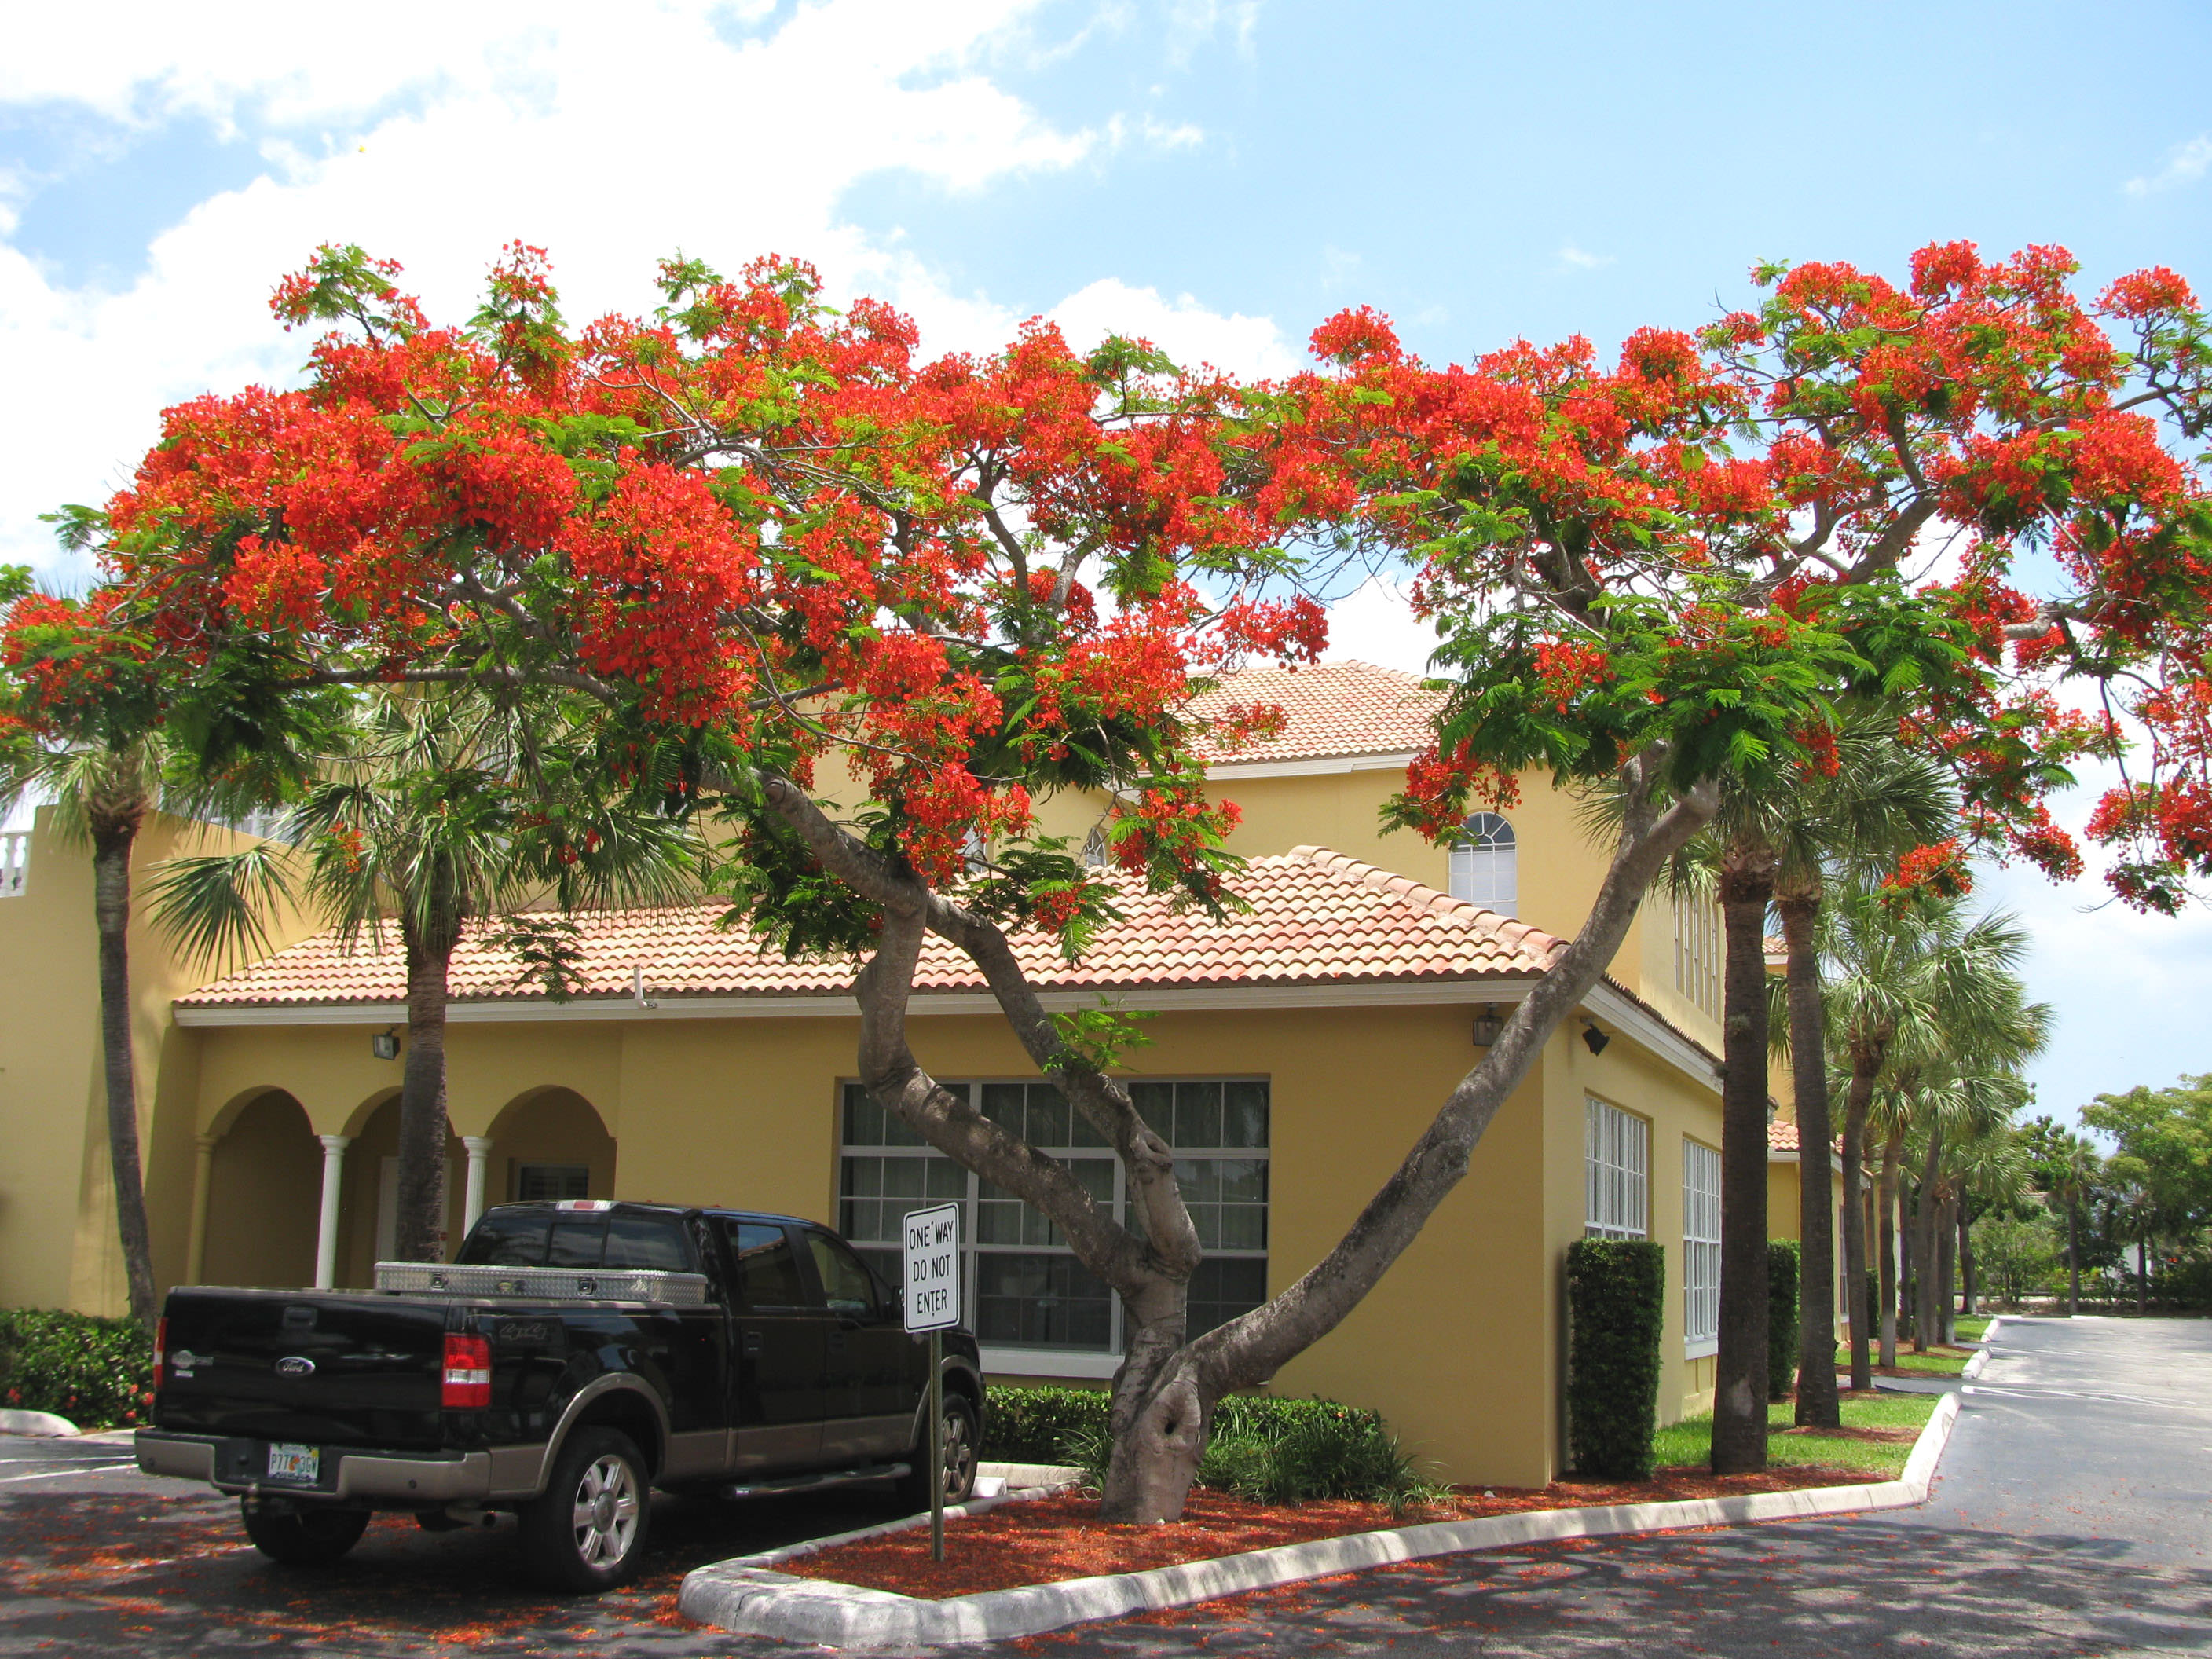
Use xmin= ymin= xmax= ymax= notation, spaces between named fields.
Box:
xmin=603 ymin=1214 xmax=693 ymax=1273
xmin=808 ymin=1232 xmax=882 ymax=1320
xmin=725 ymin=1221 xmax=805 ymax=1308
xmin=546 ymin=1215 xmax=607 ymax=1268
xmin=456 ymin=1209 xmax=551 ymax=1266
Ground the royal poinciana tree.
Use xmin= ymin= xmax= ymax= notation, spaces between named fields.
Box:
xmin=13 ymin=237 xmax=2209 ymax=1516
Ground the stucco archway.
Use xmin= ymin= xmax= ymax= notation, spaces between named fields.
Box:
xmin=334 ymin=1093 xmax=467 ymax=1287
xmin=200 ymin=1090 xmax=319 ymax=1290
xmin=478 ymin=1086 xmax=618 ymax=1214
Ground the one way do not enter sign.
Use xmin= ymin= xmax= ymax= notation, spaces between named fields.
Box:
xmin=903 ymin=1203 xmax=961 ymax=1333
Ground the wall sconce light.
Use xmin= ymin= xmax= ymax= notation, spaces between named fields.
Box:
xmin=372 ymin=1030 xmax=400 ymax=1061
xmin=1580 ymin=1020 xmax=1610 ymax=1057
xmin=1470 ymin=1005 xmax=1504 ymax=1046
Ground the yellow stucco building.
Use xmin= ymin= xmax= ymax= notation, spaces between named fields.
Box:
xmin=0 ymin=661 xmax=1766 ymax=1487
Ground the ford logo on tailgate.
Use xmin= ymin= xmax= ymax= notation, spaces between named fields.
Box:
xmin=274 ymin=1356 xmax=316 ymax=1378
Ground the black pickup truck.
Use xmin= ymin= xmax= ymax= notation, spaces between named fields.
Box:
xmin=134 ymin=1199 xmax=983 ymax=1591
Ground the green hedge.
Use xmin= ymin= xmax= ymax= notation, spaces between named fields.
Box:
xmin=0 ymin=1309 xmax=153 ymax=1430
xmin=982 ymin=1385 xmax=1437 ymax=1508
xmin=1768 ymin=1240 xmax=1800 ymax=1401
xmin=1565 ymin=1238 xmax=1664 ymax=1481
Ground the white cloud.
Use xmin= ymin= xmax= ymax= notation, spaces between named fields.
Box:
xmin=1558 ymin=244 xmax=1614 ymax=271
xmin=0 ymin=1 xmax=1281 ymax=578
xmin=1047 ymin=277 xmax=1295 ymax=378
xmin=2123 ymin=134 xmax=2212 ymax=197
xmin=1321 ymin=574 xmax=1437 ymax=675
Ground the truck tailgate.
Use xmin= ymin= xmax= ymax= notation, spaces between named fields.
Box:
xmin=159 ymin=1287 xmax=451 ymax=1450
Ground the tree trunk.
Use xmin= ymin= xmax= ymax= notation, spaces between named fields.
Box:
xmin=394 ymin=896 xmax=460 ymax=1264
xmin=1776 ymin=891 xmax=1839 ymax=1430
xmin=1838 ymin=1048 xmax=1881 ymax=1391
xmin=1935 ymin=1197 xmax=1957 ymax=1346
xmin=1960 ymin=1207 xmax=1977 ymax=1317
xmin=2137 ymin=1237 xmax=2147 ymax=1315
xmin=1911 ymin=1131 xmax=1943 ymax=1353
xmin=91 ymin=822 xmax=158 ymax=1328
xmin=2066 ymin=1203 xmax=2080 ymax=1316
xmin=1877 ymin=1126 xmax=1903 ymax=1368
xmin=760 ymin=755 xmax=1723 ymax=1522
xmin=1711 ymin=848 xmax=1776 ymax=1475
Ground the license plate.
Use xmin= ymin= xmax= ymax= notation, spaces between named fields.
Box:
xmin=266 ymin=1442 xmax=320 ymax=1483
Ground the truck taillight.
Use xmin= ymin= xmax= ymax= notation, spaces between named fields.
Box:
xmin=152 ymin=1317 xmax=167 ymax=1388
xmin=442 ymin=1332 xmax=491 ymax=1408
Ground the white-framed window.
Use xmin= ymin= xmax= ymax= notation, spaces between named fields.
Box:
xmin=1683 ymin=1137 xmax=1721 ymax=1356
xmin=1082 ymin=826 xmax=1110 ymax=869
xmin=1448 ymin=811 xmax=1517 ymax=914
xmin=1584 ymin=1097 xmax=1649 ymax=1240
xmin=837 ymin=1079 xmax=1269 ymax=1365
xmin=1674 ymin=892 xmax=1722 ymax=1021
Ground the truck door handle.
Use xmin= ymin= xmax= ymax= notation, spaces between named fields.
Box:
xmin=741 ymin=1331 xmax=764 ymax=1357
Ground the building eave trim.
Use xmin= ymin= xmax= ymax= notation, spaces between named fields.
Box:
xmin=175 ymin=977 xmax=1551 ymax=1027
xmin=1203 ymin=750 xmax=1419 ymax=780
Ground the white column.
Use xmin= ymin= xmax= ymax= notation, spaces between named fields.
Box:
xmin=314 ymin=1134 xmax=352 ymax=1290
xmin=461 ymin=1137 xmax=494 ymax=1236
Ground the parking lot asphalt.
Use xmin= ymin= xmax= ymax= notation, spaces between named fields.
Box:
xmin=0 ymin=1316 xmax=2206 ymax=1657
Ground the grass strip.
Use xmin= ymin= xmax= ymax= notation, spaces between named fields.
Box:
xmin=1651 ymin=1390 xmax=1939 ymax=1479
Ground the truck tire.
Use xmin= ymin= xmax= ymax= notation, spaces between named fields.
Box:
xmin=518 ymin=1427 xmax=651 ymax=1593
xmin=240 ymin=1500 xmax=371 ymax=1566
xmin=895 ymin=1392 xmax=980 ymax=1512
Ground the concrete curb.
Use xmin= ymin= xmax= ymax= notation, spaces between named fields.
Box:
xmin=0 ymin=1409 xmax=80 ymax=1437
xmin=1961 ymin=1314 xmax=2001 ymax=1380
xmin=679 ymin=1392 xmax=1963 ymax=1649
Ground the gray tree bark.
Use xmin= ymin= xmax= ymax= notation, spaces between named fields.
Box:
xmin=394 ymin=885 xmax=460 ymax=1264
xmin=91 ymin=819 xmax=158 ymax=1328
xmin=1776 ymin=890 xmax=1839 ymax=1429
xmin=1838 ymin=1044 xmax=1884 ymax=1391
xmin=761 ymin=749 xmax=1718 ymax=1520
xmin=1877 ymin=1126 xmax=1904 ymax=1367
xmin=1711 ymin=844 xmax=1776 ymax=1474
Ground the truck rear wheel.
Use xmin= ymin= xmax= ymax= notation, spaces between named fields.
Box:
xmin=518 ymin=1427 xmax=651 ymax=1592
xmin=241 ymin=1500 xmax=370 ymax=1566
xmin=896 ymin=1393 xmax=979 ymax=1511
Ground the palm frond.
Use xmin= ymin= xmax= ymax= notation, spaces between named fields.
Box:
xmin=147 ymin=843 xmax=297 ymax=971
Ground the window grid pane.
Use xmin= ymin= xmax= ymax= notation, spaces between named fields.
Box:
xmin=839 ymin=1079 xmax=1268 ymax=1355
xmin=1683 ymin=1137 xmax=1722 ymax=1345
xmin=1583 ymin=1097 xmax=1649 ymax=1240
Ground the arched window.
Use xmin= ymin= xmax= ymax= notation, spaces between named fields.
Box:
xmin=1082 ymin=826 xmax=1109 ymax=869
xmin=1448 ymin=811 xmax=1517 ymax=914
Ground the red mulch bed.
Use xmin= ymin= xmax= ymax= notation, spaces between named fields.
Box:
xmin=781 ymin=1467 xmax=1867 ymax=1600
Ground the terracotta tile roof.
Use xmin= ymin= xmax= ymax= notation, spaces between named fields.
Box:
xmin=1189 ymin=660 xmax=1445 ymax=766
xmin=1771 ymin=1119 xmax=1847 ymax=1158
xmin=175 ymin=846 xmax=1567 ymax=1012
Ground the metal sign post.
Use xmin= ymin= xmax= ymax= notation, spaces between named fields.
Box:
xmin=903 ymin=1201 xmax=961 ymax=1562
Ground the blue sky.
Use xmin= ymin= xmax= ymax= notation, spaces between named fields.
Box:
xmin=2 ymin=0 xmax=2207 ymax=1122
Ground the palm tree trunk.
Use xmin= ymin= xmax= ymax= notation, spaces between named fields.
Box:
xmin=2066 ymin=1202 xmax=2080 ymax=1316
xmin=2137 ymin=1237 xmax=2147 ymax=1315
xmin=1839 ymin=1050 xmax=1880 ymax=1390
xmin=1935 ymin=1198 xmax=1957 ymax=1344
xmin=1877 ymin=1126 xmax=1903 ymax=1367
xmin=1960 ymin=1207 xmax=1977 ymax=1317
xmin=91 ymin=823 xmax=158 ymax=1328
xmin=1776 ymin=892 xmax=1839 ymax=1429
xmin=1711 ymin=852 xmax=1775 ymax=1475
xmin=1912 ymin=1131 xmax=1943 ymax=1353
xmin=395 ymin=903 xmax=460 ymax=1263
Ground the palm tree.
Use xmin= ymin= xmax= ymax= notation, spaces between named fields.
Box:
xmin=2027 ymin=1120 xmax=2104 ymax=1316
xmin=153 ymin=687 xmax=702 ymax=1260
xmin=1902 ymin=1064 xmax=2041 ymax=1350
xmin=1619 ymin=722 xmax=1950 ymax=1467
xmin=1822 ymin=893 xmax=2043 ymax=1377
xmin=0 ymin=732 xmax=290 ymax=1326
xmin=1765 ymin=727 xmax=1952 ymax=1427
xmin=1948 ymin=1122 xmax=2034 ymax=1318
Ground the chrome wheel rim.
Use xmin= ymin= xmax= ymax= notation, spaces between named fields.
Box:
xmin=941 ymin=1409 xmax=976 ymax=1500
xmin=570 ymin=1454 xmax=640 ymax=1569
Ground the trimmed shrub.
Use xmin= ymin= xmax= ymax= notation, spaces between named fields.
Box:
xmin=1767 ymin=1240 xmax=1800 ymax=1401
xmin=985 ymin=1385 xmax=1441 ymax=1511
xmin=980 ymin=1382 xmax=1109 ymax=1463
xmin=1565 ymin=1237 xmax=1664 ymax=1481
xmin=0 ymin=1309 xmax=153 ymax=1430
